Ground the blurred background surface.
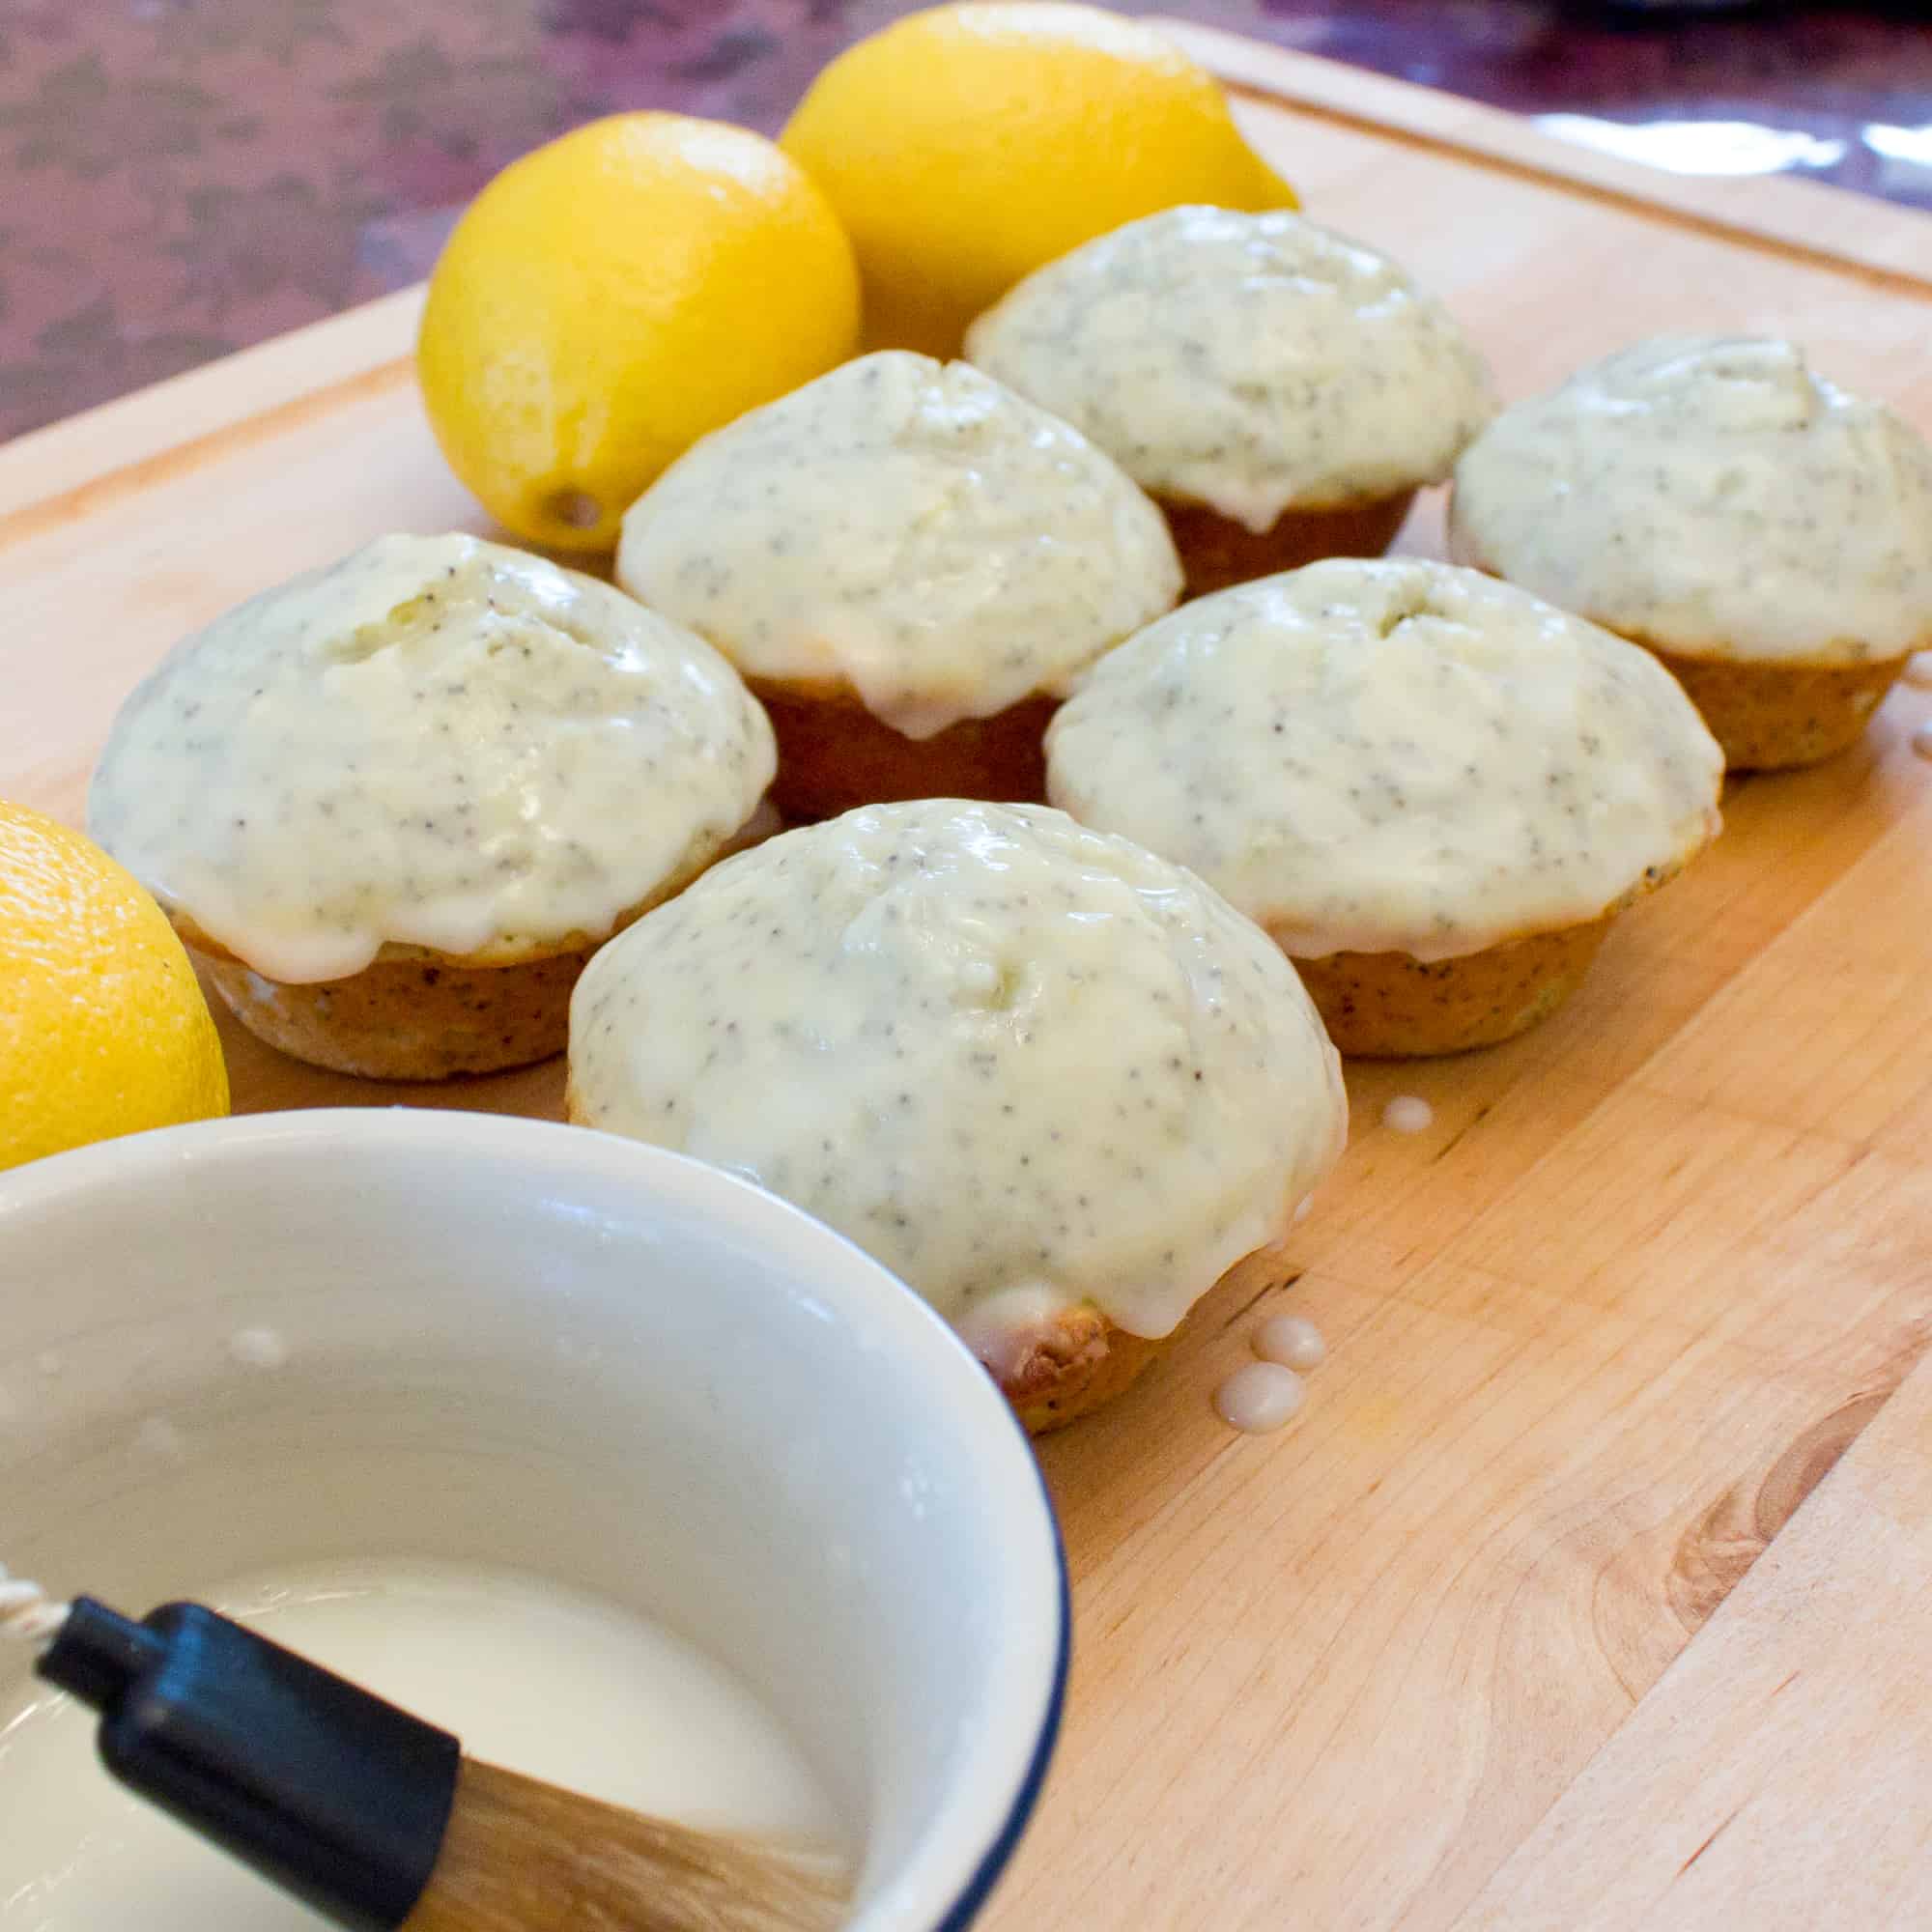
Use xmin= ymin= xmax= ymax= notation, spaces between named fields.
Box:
xmin=2 ymin=0 xmax=1928 ymax=440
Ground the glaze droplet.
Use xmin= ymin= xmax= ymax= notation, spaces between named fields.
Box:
xmin=227 ymin=1327 xmax=289 ymax=1370
xmin=1214 ymin=1361 xmax=1306 ymax=1433
xmin=1254 ymin=1313 xmax=1326 ymax=1372
xmin=1382 ymin=1094 xmax=1434 ymax=1133
xmin=1902 ymin=653 xmax=1932 ymax=690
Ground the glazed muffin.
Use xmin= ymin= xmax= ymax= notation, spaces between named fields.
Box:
xmin=567 ymin=800 xmax=1346 ymax=1431
xmin=965 ymin=206 xmax=1494 ymax=598
xmin=1450 ymin=335 xmax=1932 ymax=770
xmin=614 ymin=351 xmax=1181 ymax=820
xmin=1046 ymin=559 xmax=1724 ymax=1058
xmin=89 ymin=532 xmax=776 ymax=1079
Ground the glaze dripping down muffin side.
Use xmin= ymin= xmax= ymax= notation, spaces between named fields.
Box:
xmin=1450 ymin=334 xmax=1932 ymax=769
xmin=614 ymin=351 xmax=1181 ymax=819
xmin=88 ymin=531 xmax=777 ymax=1078
xmin=966 ymin=205 xmax=1496 ymax=595
xmin=1046 ymin=557 xmax=1725 ymax=1056
xmin=567 ymin=799 xmax=1347 ymax=1431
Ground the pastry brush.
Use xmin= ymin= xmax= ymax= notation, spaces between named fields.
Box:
xmin=1 ymin=1566 xmax=849 ymax=1932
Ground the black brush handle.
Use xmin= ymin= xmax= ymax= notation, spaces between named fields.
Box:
xmin=38 ymin=1597 xmax=461 ymax=1931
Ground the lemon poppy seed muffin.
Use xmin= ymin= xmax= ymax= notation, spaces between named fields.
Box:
xmin=966 ymin=206 xmax=1495 ymax=597
xmin=1046 ymin=559 xmax=1724 ymax=1057
xmin=1450 ymin=335 xmax=1932 ymax=769
xmin=568 ymin=800 xmax=1347 ymax=1431
xmin=89 ymin=532 xmax=776 ymax=1079
xmin=615 ymin=351 xmax=1182 ymax=818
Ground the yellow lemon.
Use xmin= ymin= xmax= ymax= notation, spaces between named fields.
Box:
xmin=781 ymin=1 xmax=1297 ymax=356
xmin=0 ymin=802 xmax=229 ymax=1172
xmin=417 ymin=113 xmax=861 ymax=554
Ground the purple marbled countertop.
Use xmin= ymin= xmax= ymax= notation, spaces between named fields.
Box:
xmin=2 ymin=0 xmax=1928 ymax=441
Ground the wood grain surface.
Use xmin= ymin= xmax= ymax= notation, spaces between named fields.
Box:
xmin=1452 ymin=1341 xmax=1932 ymax=1930
xmin=4 ymin=33 xmax=1932 ymax=1930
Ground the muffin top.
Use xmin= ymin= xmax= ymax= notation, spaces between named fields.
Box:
xmin=88 ymin=532 xmax=776 ymax=984
xmin=614 ymin=352 xmax=1181 ymax=739
xmin=569 ymin=799 xmax=1345 ymax=1352
xmin=1045 ymin=558 xmax=1724 ymax=962
xmin=1450 ymin=335 xmax=1932 ymax=665
xmin=964 ymin=206 xmax=1496 ymax=535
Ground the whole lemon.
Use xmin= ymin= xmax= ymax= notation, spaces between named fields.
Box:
xmin=1 ymin=802 xmax=229 ymax=1172
xmin=781 ymin=2 xmax=1297 ymax=356
xmin=417 ymin=114 xmax=861 ymax=554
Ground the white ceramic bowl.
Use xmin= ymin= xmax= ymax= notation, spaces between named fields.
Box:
xmin=0 ymin=1111 xmax=1066 ymax=1930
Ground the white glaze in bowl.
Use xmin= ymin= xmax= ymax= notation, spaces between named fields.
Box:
xmin=0 ymin=1111 xmax=1066 ymax=1930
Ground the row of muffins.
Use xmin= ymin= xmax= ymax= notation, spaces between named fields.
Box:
xmin=90 ymin=533 xmax=1727 ymax=1071
xmin=618 ymin=205 xmax=1499 ymax=817
xmin=81 ymin=532 xmax=1719 ymax=1427
xmin=616 ymin=204 xmax=1932 ymax=793
xmin=84 ymin=204 xmax=1932 ymax=1430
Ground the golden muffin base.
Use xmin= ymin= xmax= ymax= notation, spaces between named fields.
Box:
xmin=996 ymin=1303 xmax=1169 ymax=1436
xmin=176 ymin=837 xmax=748 ymax=1081
xmin=1157 ymin=490 xmax=1417 ymax=600
xmin=199 ymin=946 xmax=590 ymax=1080
xmin=1453 ymin=551 xmax=1914 ymax=774
xmin=1642 ymin=644 xmax=1909 ymax=772
xmin=748 ymin=677 xmax=1058 ymax=821
xmin=1288 ymin=914 xmax=1616 ymax=1058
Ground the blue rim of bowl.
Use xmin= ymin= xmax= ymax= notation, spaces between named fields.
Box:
xmin=933 ymin=1454 xmax=1071 ymax=1932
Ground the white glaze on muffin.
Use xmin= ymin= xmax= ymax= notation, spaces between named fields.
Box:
xmin=568 ymin=800 xmax=1345 ymax=1347
xmin=1450 ymin=335 xmax=1932 ymax=664
xmin=1045 ymin=558 xmax=1723 ymax=961
xmin=614 ymin=352 xmax=1181 ymax=739
xmin=965 ymin=206 xmax=1495 ymax=533
xmin=89 ymin=532 xmax=775 ymax=982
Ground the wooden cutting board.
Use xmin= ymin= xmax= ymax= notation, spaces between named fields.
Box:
xmin=6 ymin=22 xmax=1932 ymax=1928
